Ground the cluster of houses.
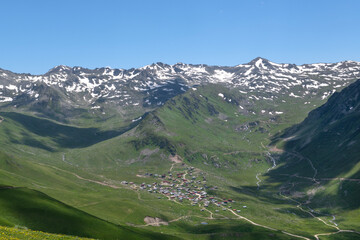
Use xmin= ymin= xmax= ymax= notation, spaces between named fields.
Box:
xmin=121 ymin=165 xmax=247 ymax=213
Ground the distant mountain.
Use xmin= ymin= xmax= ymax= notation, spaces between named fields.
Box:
xmin=1 ymin=58 xmax=360 ymax=123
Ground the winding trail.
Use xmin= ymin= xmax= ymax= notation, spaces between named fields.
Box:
xmin=320 ymin=177 xmax=360 ymax=182
xmin=182 ymin=170 xmax=188 ymax=181
xmin=281 ymin=231 xmax=311 ymax=240
xmin=136 ymin=190 xmax=143 ymax=201
xmin=72 ymin=173 xmax=121 ymax=189
xmin=251 ymin=146 xmax=359 ymax=239
xmin=169 ymin=216 xmax=189 ymax=223
xmin=169 ymin=163 xmax=176 ymax=172
xmin=287 ymin=151 xmax=318 ymax=182
xmin=280 ymin=193 xmax=360 ymax=239
xmin=227 ymin=209 xmax=277 ymax=231
xmin=226 ymin=199 xmax=360 ymax=240
xmin=278 ymin=173 xmax=360 ymax=183
xmin=202 ymin=206 xmax=214 ymax=219
xmin=314 ymin=230 xmax=360 ymax=240
xmin=280 ymin=193 xmax=339 ymax=230
xmin=38 ymin=163 xmax=122 ymax=189
xmin=165 ymin=195 xmax=183 ymax=205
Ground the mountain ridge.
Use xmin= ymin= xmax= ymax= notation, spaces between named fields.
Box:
xmin=1 ymin=58 xmax=360 ymax=124
xmin=3 ymin=57 xmax=360 ymax=75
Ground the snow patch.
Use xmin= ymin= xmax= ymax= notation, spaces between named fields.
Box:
xmin=212 ymin=70 xmax=234 ymax=82
xmin=0 ymin=96 xmax=13 ymax=102
xmin=289 ymin=92 xmax=301 ymax=98
xmin=132 ymin=116 xmax=142 ymax=122
xmin=6 ymin=85 xmax=18 ymax=92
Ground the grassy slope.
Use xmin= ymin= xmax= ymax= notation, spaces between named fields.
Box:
xmin=267 ymin=80 xmax=360 ymax=232
xmin=0 ymin=187 xmax=174 ymax=240
xmin=0 ymin=225 xmax=92 ymax=240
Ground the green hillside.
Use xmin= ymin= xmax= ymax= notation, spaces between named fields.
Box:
xmin=0 ymin=225 xmax=92 ymax=240
xmin=268 ymin=80 xmax=360 ymax=234
xmin=0 ymin=82 xmax=359 ymax=239
xmin=0 ymin=187 xmax=173 ymax=240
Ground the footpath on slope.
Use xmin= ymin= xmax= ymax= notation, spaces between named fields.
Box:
xmin=271 ymin=149 xmax=360 ymax=240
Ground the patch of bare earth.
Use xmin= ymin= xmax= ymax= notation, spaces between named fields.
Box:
xmin=170 ymin=154 xmax=183 ymax=163
xmin=144 ymin=216 xmax=168 ymax=226
xmin=269 ymin=146 xmax=284 ymax=153
xmin=136 ymin=174 xmax=147 ymax=178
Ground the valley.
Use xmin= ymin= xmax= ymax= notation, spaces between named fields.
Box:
xmin=0 ymin=59 xmax=359 ymax=239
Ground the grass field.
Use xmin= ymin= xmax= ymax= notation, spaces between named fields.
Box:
xmin=0 ymin=225 xmax=93 ymax=240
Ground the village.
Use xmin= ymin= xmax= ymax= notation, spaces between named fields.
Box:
xmin=121 ymin=163 xmax=247 ymax=214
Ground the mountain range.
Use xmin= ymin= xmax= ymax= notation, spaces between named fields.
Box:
xmin=0 ymin=58 xmax=359 ymax=240
xmin=1 ymin=57 xmax=360 ymax=123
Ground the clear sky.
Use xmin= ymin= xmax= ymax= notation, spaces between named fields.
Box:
xmin=1 ymin=0 xmax=359 ymax=74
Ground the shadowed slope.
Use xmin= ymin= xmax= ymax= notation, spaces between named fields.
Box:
xmin=0 ymin=187 xmax=176 ymax=240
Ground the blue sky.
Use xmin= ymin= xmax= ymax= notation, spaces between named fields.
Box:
xmin=1 ymin=0 xmax=359 ymax=74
